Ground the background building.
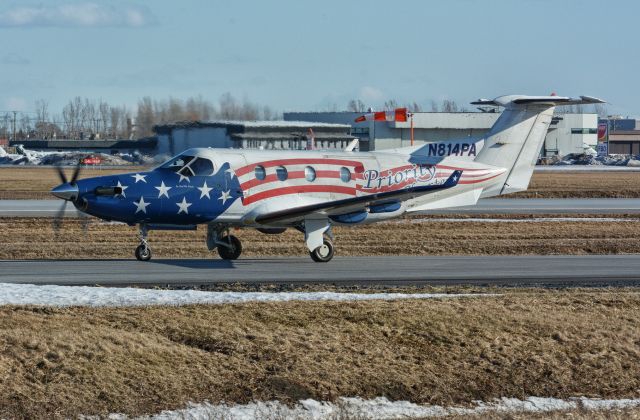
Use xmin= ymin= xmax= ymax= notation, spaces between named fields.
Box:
xmin=153 ymin=121 xmax=355 ymax=156
xmin=600 ymin=118 xmax=640 ymax=155
xmin=284 ymin=111 xmax=598 ymax=158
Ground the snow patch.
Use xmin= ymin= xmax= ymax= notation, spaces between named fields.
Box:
xmin=102 ymin=396 xmax=640 ymax=419
xmin=0 ymin=283 xmax=490 ymax=307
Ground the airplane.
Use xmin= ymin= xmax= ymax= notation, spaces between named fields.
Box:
xmin=51 ymin=94 xmax=604 ymax=262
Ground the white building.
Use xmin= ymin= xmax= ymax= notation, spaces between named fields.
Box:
xmin=544 ymin=113 xmax=598 ymax=156
xmin=284 ymin=111 xmax=598 ymax=157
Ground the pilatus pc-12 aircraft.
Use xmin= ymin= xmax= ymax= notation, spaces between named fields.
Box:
xmin=51 ymin=94 xmax=603 ymax=262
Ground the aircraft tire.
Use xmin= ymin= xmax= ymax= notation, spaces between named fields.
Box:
xmin=135 ymin=245 xmax=152 ymax=261
xmin=218 ymin=235 xmax=242 ymax=260
xmin=310 ymin=239 xmax=334 ymax=263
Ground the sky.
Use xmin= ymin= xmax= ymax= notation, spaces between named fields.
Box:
xmin=0 ymin=0 xmax=638 ymax=117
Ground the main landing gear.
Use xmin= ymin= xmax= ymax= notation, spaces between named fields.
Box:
xmin=309 ymin=238 xmax=334 ymax=262
xmin=303 ymin=218 xmax=334 ymax=263
xmin=207 ymin=224 xmax=243 ymax=260
xmin=135 ymin=224 xmax=152 ymax=261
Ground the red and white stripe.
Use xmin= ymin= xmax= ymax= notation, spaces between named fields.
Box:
xmin=434 ymin=165 xmax=505 ymax=185
xmin=233 ymin=159 xmax=505 ymax=206
xmin=235 ymin=159 xmax=364 ymax=206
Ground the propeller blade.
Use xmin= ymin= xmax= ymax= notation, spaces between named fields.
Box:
xmin=55 ymin=165 xmax=68 ymax=184
xmin=70 ymin=163 xmax=82 ymax=185
xmin=79 ymin=212 xmax=90 ymax=236
xmin=52 ymin=200 xmax=68 ymax=235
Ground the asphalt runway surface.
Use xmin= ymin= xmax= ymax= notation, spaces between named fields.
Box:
xmin=2 ymin=198 xmax=640 ymax=216
xmin=2 ymin=255 xmax=640 ymax=287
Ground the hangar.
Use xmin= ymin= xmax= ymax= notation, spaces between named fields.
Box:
xmin=153 ymin=121 xmax=355 ymax=156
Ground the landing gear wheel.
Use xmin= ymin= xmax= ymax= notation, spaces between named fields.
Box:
xmin=217 ymin=235 xmax=242 ymax=260
xmin=135 ymin=244 xmax=152 ymax=261
xmin=310 ymin=239 xmax=334 ymax=263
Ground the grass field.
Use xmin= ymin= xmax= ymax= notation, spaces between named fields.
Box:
xmin=2 ymin=166 xmax=640 ymax=199
xmin=0 ymin=290 xmax=638 ymax=418
xmin=1 ymin=215 xmax=639 ymax=260
xmin=0 ymin=166 xmax=146 ymax=200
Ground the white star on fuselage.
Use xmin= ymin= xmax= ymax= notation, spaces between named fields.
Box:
xmin=218 ymin=190 xmax=232 ymax=205
xmin=198 ymin=181 xmax=213 ymax=199
xmin=132 ymin=173 xmax=147 ymax=183
xmin=178 ymin=173 xmax=190 ymax=183
xmin=155 ymin=181 xmax=172 ymax=198
xmin=176 ymin=197 xmax=192 ymax=214
xmin=134 ymin=196 xmax=150 ymax=214
xmin=116 ymin=181 xmax=128 ymax=198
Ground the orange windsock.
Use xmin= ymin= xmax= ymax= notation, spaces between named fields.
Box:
xmin=355 ymin=108 xmax=407 ymax=123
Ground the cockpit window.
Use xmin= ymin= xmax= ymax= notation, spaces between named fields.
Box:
xmin=189 ymin=157 xmax=214 ymax=176
xmin=160 ymin=155 xmax=195 ymax=172
xmin=158 ymin=154 xmax=214 ymax=176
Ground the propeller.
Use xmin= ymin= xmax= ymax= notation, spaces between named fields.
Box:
xmin=51 ymin=163 xmax=86 ymax=236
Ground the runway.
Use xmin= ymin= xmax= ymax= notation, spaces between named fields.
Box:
xmin=2 ymin=198 xmax=640 ymax=216
xmin=2 ymin=255 xmax=640 ymax=287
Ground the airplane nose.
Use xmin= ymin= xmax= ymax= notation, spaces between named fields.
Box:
xmin=51 ymin=182 xmax=79 ymax=201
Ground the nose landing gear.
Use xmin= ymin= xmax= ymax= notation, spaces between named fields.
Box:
xmin=207 ymin=224 xmax=243 ymax=260
xmin=135 ymin=224 xmax=152 ymax=261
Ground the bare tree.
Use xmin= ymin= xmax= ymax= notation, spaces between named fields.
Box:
xmin=34 ymin=99 xmax=49 ymax=138
xmin=407 ymin=102 xmax=422 ymax=112
xmin=441 ymin=99 xmax=459 ymax=113
xmin=593 ymin=103 xmax=608 ymax=117
xmin=136 ymin=97 xmax=155 ymax=137
xmin=347 ymin=99 xmax=366 ymax=113
xmin=430 ymin=100 xmax=438 ymax=112
xmin=383 ymin=99 xmax=398 ymax=110
xmin=19 ymin=114 xmax=31 ymax=139
xmin=98 ymin=100 xmax=109 ymax=138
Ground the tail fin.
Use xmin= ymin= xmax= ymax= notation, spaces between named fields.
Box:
xmin=474 ymin=95 xmax=604 ymax=197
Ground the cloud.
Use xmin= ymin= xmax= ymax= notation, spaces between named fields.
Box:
xmin=1 ymin=53 xmax=30 ymax=65
xmin=0 ymin=3 xmax=155 ymax=27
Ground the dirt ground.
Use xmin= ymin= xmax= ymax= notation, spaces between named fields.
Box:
xmin=1 ymin=215 xmax=639 ymax=260
xmin=0 ymin=290 xmax=638 ymax=418
xmin=2 ymin=167 xmax=640 ymax=199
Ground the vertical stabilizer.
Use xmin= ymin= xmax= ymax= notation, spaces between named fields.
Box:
xmin=473 ymin=95 xmax=604 ymax=197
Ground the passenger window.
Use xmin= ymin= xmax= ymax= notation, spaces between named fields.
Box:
xmin=276 ymin=166 xmax=288 ymax=181
xmin=255 ymin=165 xmax=266 ymax=180
xmin=340 ymin=167 xmax=351 ymax=183
xmin=305 ymin=166 xmax=316 ymax=182
xmin=189 ymin=158 xmax=214 ymax=176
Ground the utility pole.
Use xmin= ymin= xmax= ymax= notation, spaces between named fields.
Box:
xmin=12 ymin=111 xmax=17 ymax=142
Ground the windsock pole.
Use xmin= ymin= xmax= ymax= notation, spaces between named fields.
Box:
xmin=410 ymin=112 xmax=414 ymax=146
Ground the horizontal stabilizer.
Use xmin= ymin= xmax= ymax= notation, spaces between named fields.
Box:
xmin=471 ymin=95 xmax=605 ymax=107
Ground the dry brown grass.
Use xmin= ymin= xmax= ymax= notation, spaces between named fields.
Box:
xmin=0 ymin=290 xmax=639 ymax=418
xmin=1 ymin=216 xmax=640 ymax=260
xmin=455 ymin=407 xmax=640 ymax=419
xmin=2 ymin=167 xmax=640 ymax=199
xmin=0 ymin=166 xmax=145 ymax=200
xmin=510 ymin=171 xmax=640 ymax=198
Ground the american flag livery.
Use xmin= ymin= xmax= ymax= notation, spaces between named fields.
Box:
xmin=232 ymin=157 xmax=503 ymax=207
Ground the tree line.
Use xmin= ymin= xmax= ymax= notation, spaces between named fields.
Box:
xmin=1 ymin=93 xmax=279 ymax=141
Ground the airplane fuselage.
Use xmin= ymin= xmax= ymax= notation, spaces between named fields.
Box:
xmin=69 ymin=146 xmax=502 ymax=227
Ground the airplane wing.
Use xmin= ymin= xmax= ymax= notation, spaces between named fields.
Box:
xmin=254 ymin=170 xmax=462 ymax=225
